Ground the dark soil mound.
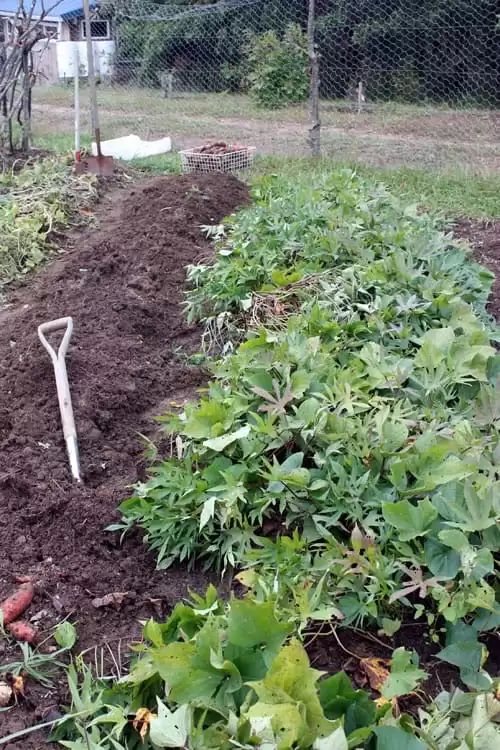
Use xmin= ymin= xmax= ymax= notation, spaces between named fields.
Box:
xmin=0 ymin=172 xmax=250 ymax=745
xmin=454 ymin=217 xmax=500 ymax=316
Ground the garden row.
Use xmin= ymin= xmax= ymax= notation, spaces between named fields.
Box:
xmin=0 ymin=157 xmax=96 ymax=291
xmin=57 ymin=171 xmax=500 ymax=748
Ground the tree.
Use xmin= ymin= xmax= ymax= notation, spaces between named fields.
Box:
xmin=0 ymin=1 xmax=60 ymax=154
xmin=108 ymin=0 xmax=499 ymax=106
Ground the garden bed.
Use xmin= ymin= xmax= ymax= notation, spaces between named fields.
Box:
xmin=0 ymin=172 xmax=250 ymax=747
xmin=1 ymin=170 xmax=500 ymax=748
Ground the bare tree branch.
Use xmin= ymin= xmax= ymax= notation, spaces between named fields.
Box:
xmin=0 ymin=0 xmax=64 ymax=153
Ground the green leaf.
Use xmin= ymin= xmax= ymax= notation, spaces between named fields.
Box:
xmin=199 ymin=497 xmax=216 ymax=531
xmin=486 ymin=355 xmax=500 ymax=385
xmin=267 ymin=452 xmax=310 ymax=493
xmin=279 ymin=453 xmax=304 ymax=472
xmin=437 ymin=640 xmax=483 ymax=672
xmin=149 ymin=701 xmax=191 ymax=748
xmin=474 ymin=608 xmax=500 ymax=632
xmin=471 ymin=548 xmax=495 ymax=581
xmin=54 ymin=621 xmax=77 ymax=650
xmin=438 ymin=529 xmax=470 ymax=551
xmin=89 ymin=705 xmax=128 ymax=739
xmin=381 ymin=619 xmax=401 ymax=637
xmin=436 ymin=481 xmax=496 ymax=532
xmin=424 ymin=537 xmax=461 ymax=578
xmin=380 ymin=422 xmax=408 ymax=454
xmin=418 ymin=456 xmax=474 ymax=491
xmin=319 ymin=672 xmax=357 ymax=718
xmin=415 ymin=327 xmax=455 ymax=369
xmin=153 ymin=641 xmax=225 ymax=703
xmin=382 ymin=648 xmax=427 ymax=699
xmin=382 ymin=498 xmax=437 ymax=541
xmin=296 ymin=397 xmax=321 ymax=425
xmin=374 ymin=726 xmax=426 ymax=750
xmin=346 ymin=727 xmax=374 ymax=747
xmin=227 ymin=599 xmax=293 ymax=665
xmin=460 ymin=669 xmax=493 ymax=691
xmin=143 ymin=618 xmax=164 ymax=648
xmin=203 ymin=425 xmax=251 ymax=451
xmin=319 ymin=672 xmax=375 ymax=735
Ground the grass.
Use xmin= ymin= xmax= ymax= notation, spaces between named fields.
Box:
xmin=33 ymin=86 xmax=499 ymax=132
xmin=250 ymin=157 xmax=500 ymax=218
xmin=28 ymin=103 xmax=500 ymax=219
xmin=125 ymin=152 xmax=500 ymax=219
xmin=31 ymin=86 xmax=499 ymax=174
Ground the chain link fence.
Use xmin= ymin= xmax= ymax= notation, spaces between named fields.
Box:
xmin=30 ymin=0 xmax=500 ymax=172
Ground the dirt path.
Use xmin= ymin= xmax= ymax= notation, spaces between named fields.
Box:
xmin=0 ymin=172 xmax=250 ymax=747
xmin=32 ymin=103 xmax=500 ymax=150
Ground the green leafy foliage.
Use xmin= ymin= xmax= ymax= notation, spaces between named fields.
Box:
xmin=120 ymin=169 xmax=500 ymax=638
xmin=381 ymin=648 xmax=427 ymax=699
xmin=50 ymin=590 xmax=500 ymax=749
xmin=0 ymin=158 xmax=97 ymax=290
xmin=245 ymin=24 xmax=309 ymax=108
xmin=109 ymin=0 xmax=499 ymax=106
xmin=52 ymin=591 xmax=377 ymax=749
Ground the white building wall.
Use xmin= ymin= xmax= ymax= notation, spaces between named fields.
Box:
xmin=56 ymin=40 xmax=115 ymax=79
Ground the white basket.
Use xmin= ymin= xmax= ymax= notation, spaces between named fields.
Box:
xmin=180 ymin=146 xmax=256 ymax=174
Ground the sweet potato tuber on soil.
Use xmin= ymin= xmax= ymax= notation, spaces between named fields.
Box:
xmin=6 ymin=620 xmax=37 ymax=643
xmin=0 ymin=582 xmax=34 ymax=624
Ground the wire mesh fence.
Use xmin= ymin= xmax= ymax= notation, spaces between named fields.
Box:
xmin=26 ymin=0 xmax=500 ymax=172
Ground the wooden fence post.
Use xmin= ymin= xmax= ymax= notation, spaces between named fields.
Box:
xmin=307 ymin=0 xmax=320 ymax=157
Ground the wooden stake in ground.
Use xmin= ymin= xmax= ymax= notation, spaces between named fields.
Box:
xmin=307 ymin=0 xmax=321 ymax=157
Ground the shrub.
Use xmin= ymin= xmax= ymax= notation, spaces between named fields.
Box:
xmin=245 ymin=24 xmax=309 ymax=108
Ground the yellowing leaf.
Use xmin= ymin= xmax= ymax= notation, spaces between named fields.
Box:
xmin=235 ymin=569 xmax=257 ymax=588
xmin=375 ymin=696 xmax=390 ymax=708
xmin=10 ymin=674 xmax=25 ymax=699
xmin=359 ymin=658 xmax=391 ymax=693
xmin=245 ymin=639 xmax=334 ymax=745
xmin=133 ymin=707 xmax=157 ymax=743
xmin=150 ymin=701 xmax=191 ymax=748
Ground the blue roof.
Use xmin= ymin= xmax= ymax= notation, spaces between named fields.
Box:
xmin=0 ymin=1 xmax=97 ymax=19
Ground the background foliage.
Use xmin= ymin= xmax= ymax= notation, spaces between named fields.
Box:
xmin=110 ymin=0 xmax=500 ymax=105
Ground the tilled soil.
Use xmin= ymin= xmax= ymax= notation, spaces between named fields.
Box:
xmin=454 ymin=218 xmax=500 ymax=316
xmin=0 ymin=172 xmax=250 ymax=746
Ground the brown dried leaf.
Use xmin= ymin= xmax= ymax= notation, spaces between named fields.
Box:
xmin=92 ymin=592 xmax=129 ymax=609
xmin=359 ymin=657 xmax=391 ymax=693
xmin=51 ymin=595 xmax=64 ymax=613
xmin=13 ymin=576 xmax=32 ymax=584
xmin=132 ymin=707 xmax=157 ymax=743
xmin=8 ymin=673 xmax=25 ymax=699
xmin=30 ymin=609 xmax=48 ymax=623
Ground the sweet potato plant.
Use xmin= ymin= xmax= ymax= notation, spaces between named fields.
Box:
xmin=108 ymin=169 xmax=500 ymax=741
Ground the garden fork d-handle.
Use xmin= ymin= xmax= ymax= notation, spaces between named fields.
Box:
xmin=38 ymin=317 xmax=81 ymax=482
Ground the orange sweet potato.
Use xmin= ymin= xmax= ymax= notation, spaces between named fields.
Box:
xmin=0 ymin=582 xmax=34 ymax=625
xmin=6 ymin=620 xmax=37 ymax=644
